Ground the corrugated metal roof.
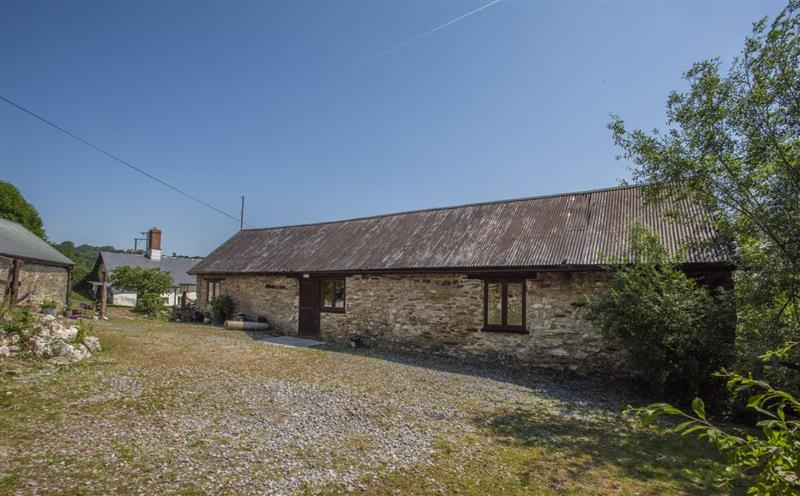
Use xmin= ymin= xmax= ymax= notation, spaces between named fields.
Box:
xmin=190 ymin=184 xmax=732 ymax=275
xmin=101 ymin=252 xmax=200 ymax=286
xmin=0 ymin=219 xmax=74 ymax=267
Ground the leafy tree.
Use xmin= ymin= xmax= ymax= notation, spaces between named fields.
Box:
xmin=109 ymin=266 xmax=173 ymax=296
xmin=609 ymin=1 xmax=800 ymax=391
xmin=108 ymin=266 xmax=173 ymax=316
xmin=608 ymin=4 xmax=800 ymax=493
xmin=0 ymin=181 xmax=45 ymax=239
xmin=587 ymin=225 xmax=735 ymax=402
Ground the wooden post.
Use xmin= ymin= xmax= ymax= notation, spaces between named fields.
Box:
xmin=100 ymin=270 xmax=107 ymax=319
xmin=65 ymin=267 xmax=72 ymax=307
xmin=9 ymin=259 xmax=22 ymax=309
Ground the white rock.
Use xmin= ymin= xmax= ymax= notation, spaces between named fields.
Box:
xmin=83 ymin=336 xmax=101 ymax=353
xmin=52 ymin=325 xmax=78 ymax=341
xmin=32 ymin=335 xmax=55 ymax=358
xmin=50 ymin=342 xmax=91 ymax=364
xmin=0 ymin=333 xmax=20 ymax=346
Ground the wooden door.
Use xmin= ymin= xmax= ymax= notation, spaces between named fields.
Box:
xmin=298 ymin=278 xmax=320 ymax=337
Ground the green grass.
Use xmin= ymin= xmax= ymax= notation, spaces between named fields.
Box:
xmin=0 ymin=308 xmax=737 ymax=495
xmin=69 ymin=289 xmax=94 ymax=306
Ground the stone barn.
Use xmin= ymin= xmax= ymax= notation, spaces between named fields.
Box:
xmin=1 ymin=218 xmax=74 ymax=309
xmin=189 ymin=185 xmax=733 ymax=373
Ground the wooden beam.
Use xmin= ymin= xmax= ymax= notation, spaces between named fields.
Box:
xmin=99 ymin=270 xmax=107 ymax=319
xmin=9 ymin=259 xmax=22 ymax=309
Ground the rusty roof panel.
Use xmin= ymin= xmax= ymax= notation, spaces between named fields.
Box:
xmin=190 ymin=185 xmax=731 ymax=275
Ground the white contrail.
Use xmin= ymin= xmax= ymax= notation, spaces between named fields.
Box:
xmin=337 ymin=0 xmax=502 ymax=76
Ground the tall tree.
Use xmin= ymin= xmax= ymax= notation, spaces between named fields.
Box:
xmin=0 ymin=181 xmax=46 ymax=239
xmin=610 ymin=1 xmax=800 ymax=387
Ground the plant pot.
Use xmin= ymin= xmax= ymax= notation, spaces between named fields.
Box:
xmin=212 ymin=314 xmax=226 ymax=326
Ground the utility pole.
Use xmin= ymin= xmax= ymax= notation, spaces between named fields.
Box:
xmin=240 ymin=196 xmax=245 ymax=231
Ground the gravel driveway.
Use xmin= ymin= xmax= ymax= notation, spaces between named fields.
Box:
xmin=0 ymin=313 xmax=725 ymax=495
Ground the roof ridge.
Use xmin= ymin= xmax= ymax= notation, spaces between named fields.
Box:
xmin=241 ymin=183 xmax=642 ymax=232
xmin=101 ymin=251 xmax=201 ymax=259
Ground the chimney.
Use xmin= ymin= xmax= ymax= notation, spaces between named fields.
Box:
xmin=146 ymin=227 xmax=162 ymax=261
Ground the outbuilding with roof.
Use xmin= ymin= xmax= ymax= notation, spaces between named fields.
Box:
xmin=190 ymin=184 xmax=734 ymax=373
xmin=1 ymin=218 xmax=75 ymax=309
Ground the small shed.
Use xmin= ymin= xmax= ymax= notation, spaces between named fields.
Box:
xmin=0 ymin=219 xmax=75 ymax=308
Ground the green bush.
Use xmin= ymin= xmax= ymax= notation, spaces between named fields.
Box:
xmin=75 ymin=321 xmax=92 ymax=344
xmin=587 ymin=225 xmax=735 ymax=402
xmin=211 ymin=295 xmax=234 ymax=322
xmin=134 ymin=293 xmax=167 ymax=318
xmin=40 ymin=299 xmax=57 ymax=311
xmin=1 ymin=306 xmax=35 ymax=335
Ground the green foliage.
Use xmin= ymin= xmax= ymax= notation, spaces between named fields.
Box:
xmin=39 ymin=299 xmax=57 ymax=311
xmin=109 ymin=266 xmax=173 ymax=317
xmin=109 ymin=266 xmax=173 ymax=297
xmin=587 ymin=225 xmax=735 ymax=402
xmin=51 ymin=241 xmax=124 ymax=291
xmin=0 ymin=306 xmax=35 ymax=335
xmin=0 ymin=181 xmax=45 ymax=239
xmin=211 ymin=295 xmax=234 ymax=321
xmin=134 ymin=293 xmax=168 ymax=318
xmin=609 ymin=1 xmax=800 ymax=393
xmin=628 ymin=345 xmax=800 ymax=495
xmin=75 ymin=321 xmax=92 ymax=344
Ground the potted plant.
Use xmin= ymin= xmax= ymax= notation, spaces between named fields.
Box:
xmin=211 ymin=295 xmax=234 ymax=326
xmin=40 ymin=299 xmax=58 ymax=316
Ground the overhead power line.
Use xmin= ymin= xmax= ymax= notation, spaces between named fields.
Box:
xmin=0 ymin=95 xmax=251 ymax=228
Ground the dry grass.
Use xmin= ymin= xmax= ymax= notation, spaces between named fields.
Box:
xmin=0 ymin=308 xmax=732 ymax=495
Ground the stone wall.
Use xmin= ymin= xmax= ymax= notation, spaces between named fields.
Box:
xmin=199 ymin=271 xmax=627 ymax=374
xmin=197 ymin=275 xmax=299 ymax=333
xmin=326 ymin=272 xmax=622 ymax=374
xmin=0 ymin=259 xmax=70 ymax=308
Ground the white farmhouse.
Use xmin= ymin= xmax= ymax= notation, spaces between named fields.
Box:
xmin=93 ymin=228 xmax=201 ymax=307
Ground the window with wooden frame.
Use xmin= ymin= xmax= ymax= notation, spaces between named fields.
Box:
xmin=321 ymin=278 xmax=346 ymax=313
xmin=206 ymin=280 xmax=221 ymax=304
xmin=483 ymin=280 xmax=526 ymax=333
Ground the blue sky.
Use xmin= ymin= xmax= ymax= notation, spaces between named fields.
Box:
xmin=0 ymin=0 xmax=781 ymax=255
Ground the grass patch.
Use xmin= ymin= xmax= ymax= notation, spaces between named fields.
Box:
xmin=0 ymin=309 xmax=736 ymax=495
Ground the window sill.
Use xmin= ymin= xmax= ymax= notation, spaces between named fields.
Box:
xmin=481 ymin=327 xmax=528 ymax=334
